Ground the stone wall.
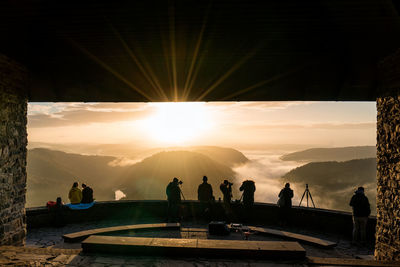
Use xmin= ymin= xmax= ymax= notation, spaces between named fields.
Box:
xmin=375 ymin=48 xmax=400 ymax=260
xmin=0 ymin=54 xmax=28 ymax=245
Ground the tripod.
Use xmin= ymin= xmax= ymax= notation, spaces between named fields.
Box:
xmin=179 ymin=184 xmax=186 ymax=201
xmin=299 ymin=184 xmax=315 ymax=208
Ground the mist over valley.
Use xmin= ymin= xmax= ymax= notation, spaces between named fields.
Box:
xmin=27 ymin=145 xmax=377 ymax=214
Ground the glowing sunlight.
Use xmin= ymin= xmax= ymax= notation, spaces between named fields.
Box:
xmin=141 ymin=102 xmax=212 ymax=145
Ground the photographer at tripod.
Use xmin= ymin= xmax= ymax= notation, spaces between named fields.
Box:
xmin=220 ymin=179 xmax=233 ymax=205
xmin=220 ymin=179 xmax=233 ymax=222
xmin=166 ymin=177 xmax=182 ymax=222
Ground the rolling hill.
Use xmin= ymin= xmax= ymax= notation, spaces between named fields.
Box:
xmin=280 ymin=146 xmax=376 ymax=162
xmin=26 ymin=147 xmax=244 ymax=207
xmin=116 ymin=150 xmax=237 ymax=200
xmin=281 ymin=158 xmax=376 ymax=213
xmin=27 ymin=148 xmax=128 ymax=207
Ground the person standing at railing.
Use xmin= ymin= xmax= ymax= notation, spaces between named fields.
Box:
xmin=166 ymin=177 xmax=182 ymax=222
xmin=349 ymin=186 xmax=371 ymax=245
xmin=278 ymin=182 xmax=293 ymax=225
xmin=198 ymin=176 xmax=214 ymax=219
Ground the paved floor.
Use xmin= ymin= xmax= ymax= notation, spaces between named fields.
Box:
xmin=0 ymin=220 xmax=375 ymax=266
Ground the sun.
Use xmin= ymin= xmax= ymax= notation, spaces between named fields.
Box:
xmin=142 ymin=102 xmax=212 ymax=145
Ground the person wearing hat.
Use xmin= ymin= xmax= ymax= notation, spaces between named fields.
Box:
xmin=349 ymin=186 xmax=371 ymax=245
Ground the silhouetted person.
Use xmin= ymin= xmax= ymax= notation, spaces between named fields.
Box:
xmin=166 ymin=177 xmax=182 ymax=222
xmin=220 ymin=179 xmax=233 ymax=222
xmin=53 ymin=197 xmax=65 ymax=227
xmin=198 ymin=176 xmax=214 ymax=219
xmin=240 ymin=180 xmax=256 ymax=209
xmin=81 ymin=183 xmax=94 ymax=203
xmin=278 ymin=183 xmax=293 ymax=225
xmin=68 ymin=182 xmax=82 ymax=204
xmin=198 ymin=176 xmax=214 ymax=202
xmin=350 ymin=186 xmax=371 ymax=245
xmin=220 ymin=180 xmax=233 ymax=204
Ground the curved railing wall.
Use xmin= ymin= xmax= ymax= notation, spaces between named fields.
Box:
xmin=26 ymin=200 xmax=376 ymax=241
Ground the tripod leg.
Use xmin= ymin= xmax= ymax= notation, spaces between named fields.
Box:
xmin=306 ymin=190 xmax=309 ymax=208
xmin=309 ymin=191 xmax=316 ymax=208
xmin=299 ymin=190 xmax=306 ymax=207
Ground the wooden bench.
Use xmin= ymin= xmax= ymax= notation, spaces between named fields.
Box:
xmin=62 ymin=223 xmax=180 ymax=242
xmin=82 ymin=236 xmax=306 ymax=259
xmin=248 ymin=226 xmax=337 ymax=248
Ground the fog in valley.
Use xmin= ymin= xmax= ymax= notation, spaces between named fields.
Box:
xmin=26 ymin=102 xmax=377 ymax=214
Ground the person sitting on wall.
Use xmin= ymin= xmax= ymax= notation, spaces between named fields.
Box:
xmin=166 ymin=177 xmax=182 ymax=222
xmin=278 ymin=182 xmax=293 ymax=225
xmin=81 ymin=183 xmax=94 ymax=203
xmin=349 ymin=186 xmax=371 ymax=245
xmin=239 ymin=180 xmax=256 ymax=210
xmin=68 ymin=181 xmax=82 ymax=204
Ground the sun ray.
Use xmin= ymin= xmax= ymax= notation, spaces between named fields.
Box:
xmin=110 ymin=26 xmax=169 ymax=101
xmin=182 ymin=2 xmax=211 ymax=100
xmin=221 ymin=63 xmax=311 ymax=100
xmin=66 ymin=38 xmax=154 ymax=101
xmin=196 ymin=47 xmax=259 ymax=101
xmin=168 ymin=3 xmax=178 ymax=101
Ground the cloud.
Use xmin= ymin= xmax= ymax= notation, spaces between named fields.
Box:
xmin=224 ymin=122 xmax=376 ymax=131
xmin=28 ymin=104 xmax=155 ymax=128
xmin=204 ymin=101 xmax=309 ymax=112
xmin=108 ymin=157 xmax=142 ymax=167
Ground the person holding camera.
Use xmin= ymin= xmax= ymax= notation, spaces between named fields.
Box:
xmin=166 ymin=177 xmax=182 ymax=222
xmin=220 ymin=179 xmax=233 ymax=222
xmin=220 ymin=180 xmax=233 ymax=204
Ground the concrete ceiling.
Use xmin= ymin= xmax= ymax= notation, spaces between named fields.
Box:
xmin=1 ymin=0 xmax=400 ymax=102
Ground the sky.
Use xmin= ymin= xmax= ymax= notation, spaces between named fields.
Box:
xmin=27 ymin=101 xmax=376 ymax=149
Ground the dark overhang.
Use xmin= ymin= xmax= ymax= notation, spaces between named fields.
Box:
xmin=1 ymin=0 xmax=400 ymax=102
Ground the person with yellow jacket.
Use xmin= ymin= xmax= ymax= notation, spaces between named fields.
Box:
xmin=68 ymin=182 xmax=82 ymax=204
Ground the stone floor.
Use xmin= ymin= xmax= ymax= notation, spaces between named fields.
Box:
xmin=0 ymin=220 xmax=380 ymax=266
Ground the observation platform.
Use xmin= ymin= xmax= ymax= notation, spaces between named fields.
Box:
xmin=5 ymin=200 xmax=387 ymax=266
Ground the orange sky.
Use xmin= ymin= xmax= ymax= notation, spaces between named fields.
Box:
xmin=27 ymin=101 xmax=376 ymax=148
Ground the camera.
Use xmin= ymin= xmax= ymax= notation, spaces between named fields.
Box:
xmin=178 ymin=180 xmax=183 ymax=185
xmin=228 ymin=182 xmax=233 ymax=186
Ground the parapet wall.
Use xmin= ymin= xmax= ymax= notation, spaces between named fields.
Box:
xmin=0 ymin=54 xmax=28 ymax=245
xmin=26 ymin=200 xmax=376 ymax=241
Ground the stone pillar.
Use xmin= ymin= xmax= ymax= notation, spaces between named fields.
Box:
xmin=0 ymin=54 xmax=28 ymax=246
xmin=375 ymin=49 xmax=400 ymax=260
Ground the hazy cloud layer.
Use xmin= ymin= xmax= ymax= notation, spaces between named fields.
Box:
xmin=28 ymin=104 xmax=155 ymax=128
xmin=28 ymin=102 xmax=376 ymax=147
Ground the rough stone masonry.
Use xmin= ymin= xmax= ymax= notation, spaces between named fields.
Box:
xmin=375 ymin=48 xmax=400 ymax=261
xmin=0 ymin=54 xmax=28 ymax=245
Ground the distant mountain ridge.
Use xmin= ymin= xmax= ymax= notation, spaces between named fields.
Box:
xmin=116 ymin=150 xmax=237 ymax=200
xmin=27 ymin=146 xmax=246 ymax=207
xmin=282 ymin=158 xmax=376 ymax=213
xmin=280 ymin=146 xmax=376 ymax=162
